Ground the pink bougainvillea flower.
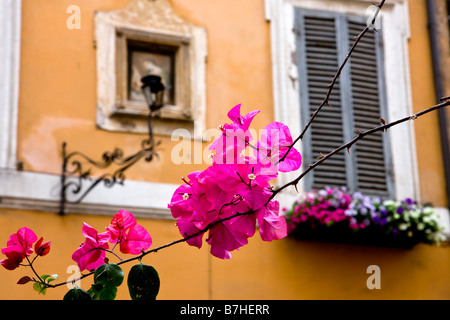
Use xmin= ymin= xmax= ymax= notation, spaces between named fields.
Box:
xmin=168 ymin=183 xmax=196 ymax=220
xmin=168 ymin=105 xmax=292 ymax=260
xmin=206 ymin=217 xmax=250 ymax=260
xmin=211 ymin=128 xmax=251 ymax=165
xmin=167 ymin=171 xmax=214 ymax=222
xmin=12 ymin=227 xmax=37 ymax=257
xmin=0 ymin=251 xmax=24 ymax=270
xmin=0 ymin=227 xmax=37 ymax=270
xmin=34 ymin=237 xmax=51 ymax=257
xmin=210 ymin=104 xmax=260 ymax=164
xmin=203 ymin=162 xmax=274 ymax=213
xmin=177 ymin=217 xmax=248 ymax=260
xmin=72 ymin=223 xmax=110 ymax=272
xmin=106 ymin=210 xmax=152 ymax=255
xmin=226 ymin=104 xmax=260 ymax=132
xmin=119 ymin=224 xmax=153 ymax=255
xmin=176 ymin=219 xmax=204 ymax=249
xmin=106 ymin=209 xmax=138 ymax=243
xmin=211 ymin=161 xmax=276 ymax=192
xmin=256 ymin=201 xmax=287 ymax=241
xmin=255 ymin=122 xmax=302 ymax=172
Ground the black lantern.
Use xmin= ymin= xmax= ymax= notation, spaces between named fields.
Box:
xmin=141 ymin=75 xmax=165 ymax=112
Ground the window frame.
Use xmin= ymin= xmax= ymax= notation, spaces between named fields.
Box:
xmin=0 ymin=0 xmax=21 ymax=171
xmin=113 ymin=26 xmax=192 ymax=121
xmin=264 ymin=0 xmax=419 ymax=204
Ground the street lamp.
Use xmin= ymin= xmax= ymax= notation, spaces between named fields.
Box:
xmin=141 ymin=74 xmax=165 ymax=112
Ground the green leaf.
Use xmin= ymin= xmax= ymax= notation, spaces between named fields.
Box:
xmin=127 ymin=263 xmax=160 ymax=300
xmin=33 ymin=282 xmax=47 ymax=295
xmin=41 ymin=274 xmax=58 ymax=283
xmin=99 ymin=283 xmax=118 ymax=300
xmin=87 ymin=283 xmax=104 ymax=300
xmin=87 ymin=283 xmax=118 ymax=300
xmin=94 ymin=263 xmax=124 ymax=287
xmin=63 ymin=287 xmax=92 ymax=300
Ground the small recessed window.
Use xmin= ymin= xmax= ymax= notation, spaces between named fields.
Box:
xmin=127 ymin=40 xmax=176 ymax=107
xmin=95 ymin=0 xmax=207 ymax=138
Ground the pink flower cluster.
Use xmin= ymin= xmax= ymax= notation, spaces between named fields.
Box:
xmin=286 ymin=187 xmax=351 ymax=234
xmin=1 ymin=227 xmax=51 ymax=270
xmin=168 ymin=104 xmax=302 ymax=259
xmin=72 ymin=210 xmax=152 ymax=271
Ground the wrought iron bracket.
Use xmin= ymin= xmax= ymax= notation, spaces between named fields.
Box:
xmin=59 ymin=75 xmax=165 ymax=215
xmin=59 ymin=138 xmax=159 ymax=215
xmin=59 ymin=114 xmax=160 ymax=215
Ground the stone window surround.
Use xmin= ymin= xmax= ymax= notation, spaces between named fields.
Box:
xmin=95 ymin=0 xmax=207 ymax=140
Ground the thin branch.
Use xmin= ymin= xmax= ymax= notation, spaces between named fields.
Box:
xmin=25 ymin=256 xmax=44 ymax=285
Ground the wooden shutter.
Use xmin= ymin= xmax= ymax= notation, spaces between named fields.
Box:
xmin=348 ymin=19 xmax=392 ymax=197
xmin=295 ymin=9 xmax=394 ymax=198
xmin=301 ymin=15 xmax=347 ymax=190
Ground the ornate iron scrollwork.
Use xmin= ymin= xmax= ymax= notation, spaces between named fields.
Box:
xmin=59 ymin=137 xmax=159 ymax=215
xmin=59 ymin=75 xmax=165 ymax=215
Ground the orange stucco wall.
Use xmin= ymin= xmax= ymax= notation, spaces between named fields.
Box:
xmin=0 ymin=0 xmax=448 ymax=300
xmin=408 ymin=0 xmax=448 ymax=207
xmin=16 ymin=0 xmax=274 ymax=182
xmin=0 ymin=209 xmax=449 ymax=300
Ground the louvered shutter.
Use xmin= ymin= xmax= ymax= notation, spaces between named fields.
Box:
xmin=301 ymin=15 xmax=347 ymax=190
xmin=295 ymin=9 xmax=395 ymax=198
xmin=348 ymin=19 xmax=393 ymax=196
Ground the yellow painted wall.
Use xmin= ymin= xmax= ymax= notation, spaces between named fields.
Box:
xmin=0 ymin=0 xmax=448 ymax=300
xmin=408 ymin=0 xmax=448 ymax=207
xmin=1 ymin=209 xmax=449 ymax=300
xmin=0 ymin=209 xmax=210 ymax=300
xmin=16 ymin=0 xmax=274 ymax=182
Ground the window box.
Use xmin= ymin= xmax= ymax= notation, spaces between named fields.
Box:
xmin=285 ymin=187 xmax=446 ymax=249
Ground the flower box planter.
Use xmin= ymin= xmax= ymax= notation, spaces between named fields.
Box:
xmin=285 ymin=187 xmax=446 ymax=249
xmin=289 ymin=224 xmax=419 ymax=249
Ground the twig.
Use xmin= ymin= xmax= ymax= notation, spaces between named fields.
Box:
xmin=25 ymin=256 xmax=44 ymax=285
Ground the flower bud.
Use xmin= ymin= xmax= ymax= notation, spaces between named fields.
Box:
xmin=34 ymin=237 xmax=51 ymax=256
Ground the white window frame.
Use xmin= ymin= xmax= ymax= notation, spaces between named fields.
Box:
xmin=0 ymin=0 xmax=21 ymax=171
xmin=265 ymin=0 xmax=449 ymax=235
xmin=265 ymin=0 xmax=417 ymax=197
